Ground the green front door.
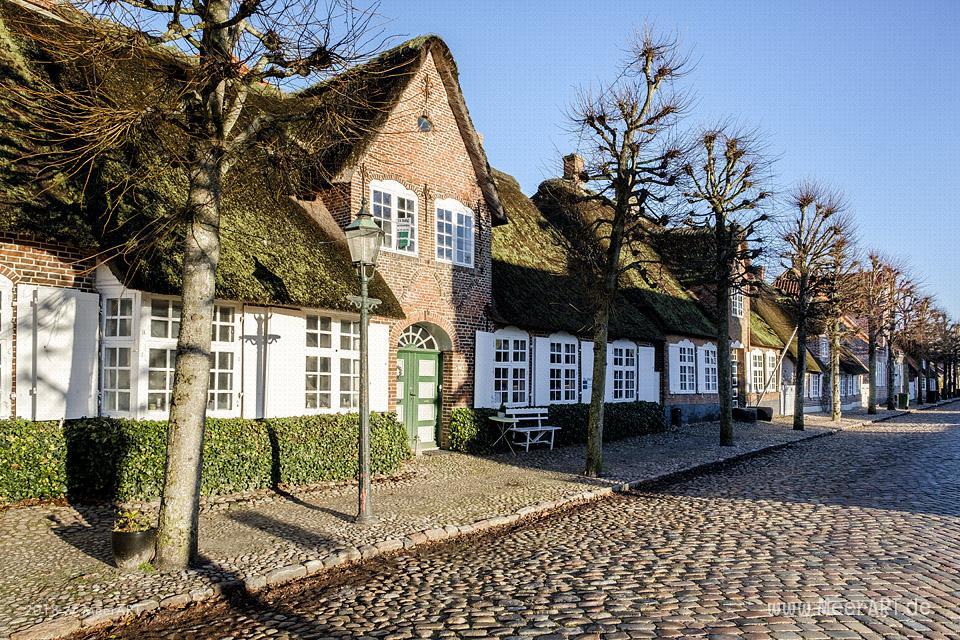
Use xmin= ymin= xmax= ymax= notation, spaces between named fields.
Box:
xmin=397 ymin=349 xmax=440 ymax=447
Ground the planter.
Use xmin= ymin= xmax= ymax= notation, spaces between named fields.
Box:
xmin=111 ymin=528 xmax=157 ymax=571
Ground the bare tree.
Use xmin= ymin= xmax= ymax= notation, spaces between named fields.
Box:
xmin=819 ymin=233 xmax=859 ymax=422
xmin=7 ymin=0 xmax=384 ymax=570
xmin=680 ymin=127 xmax=770 ymax=445
xmin=778 ymin=182 xmax=849 ymax=430
xmin=851 ymin=254 xmax=899 ymax=414
xmin=567 ymin=27 xmax=688 ymax=476
xmin=885 ymin=269 xmax=916 ymax=409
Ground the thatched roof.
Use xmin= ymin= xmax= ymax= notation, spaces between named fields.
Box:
xmin=490 ymin=171 xmax=716 ymax=341
xmin=752 ymin=284 xmax=822 ymax=373
xmin=838 ymin=345 xmax=868 ymax=375
xmin=0 ymin=1 xmax=454 ymax=316
xmin=750 ymin=310 xmax=784 ymax=350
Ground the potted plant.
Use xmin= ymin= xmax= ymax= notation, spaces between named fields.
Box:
xmin=111 ymin=509 xmax=156 ymax=571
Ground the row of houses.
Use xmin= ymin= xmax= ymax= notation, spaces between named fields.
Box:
xmin=0 ymin=2 xmax=942 ymax=451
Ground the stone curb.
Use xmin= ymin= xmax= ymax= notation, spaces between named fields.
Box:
xmin=1 ymin=420 xmax=908 ymax=640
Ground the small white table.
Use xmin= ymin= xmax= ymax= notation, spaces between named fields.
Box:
xmin=488 ymin=414 xmax=518 ymax=454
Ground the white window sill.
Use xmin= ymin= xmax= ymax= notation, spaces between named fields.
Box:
xmin=436 ymin=256 xmax=475 ymax=269
xmin=381 ymin=247 xmax=419 ymax=259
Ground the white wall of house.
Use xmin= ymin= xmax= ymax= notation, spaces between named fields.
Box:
xmin=13 ymin=266 xmax=395 ymax=423
xmin=473 ymin=327 xmax=660 ymax=409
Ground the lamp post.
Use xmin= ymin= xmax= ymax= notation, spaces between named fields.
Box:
xmin=344 ymin=198 xmax=383 ymax=525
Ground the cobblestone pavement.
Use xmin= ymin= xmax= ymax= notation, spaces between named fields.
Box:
xmin=70 ymin=404 xmax=960 ymax=639
xmin=0 ymin=419 xmax=831 ymax=638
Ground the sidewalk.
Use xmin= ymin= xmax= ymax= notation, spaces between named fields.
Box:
xmin=774 ymin=398 xmax=957 ymax=431
xmin=0 ymin=412 xmax=904 ymax=639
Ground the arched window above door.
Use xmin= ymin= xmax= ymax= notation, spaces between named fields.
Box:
xmin=398 ymin=324 xmax=439 ymax=351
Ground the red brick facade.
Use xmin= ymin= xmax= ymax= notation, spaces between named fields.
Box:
xmin=318 ymin=51 xmax=494 ymax=446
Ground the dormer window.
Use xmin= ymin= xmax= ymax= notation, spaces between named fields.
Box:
xmin=370 ymin=180 xmax=418 ymax=255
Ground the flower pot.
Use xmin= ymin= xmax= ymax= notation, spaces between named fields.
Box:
xmin=111 ymin=527 xmax=156 ymax=571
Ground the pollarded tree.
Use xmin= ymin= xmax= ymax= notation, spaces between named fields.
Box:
xmin=779 ymin=182 xmax=850 ymax=431
xmin=819 ymin=232 xmax=859 ymax=422
xmin=885 ymin=269 xmax=916 ymax=409
xmin=680 ymin=127 xmax=771 ymax=445
xmin=853 ymin=254 xmax=899 ymax=414
xmin=567 ymin=27 xmax=688 ymax=476
xmin=8 ymin=0 xmax=384 ymax=570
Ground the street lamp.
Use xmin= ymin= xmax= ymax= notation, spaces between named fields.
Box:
xmin=344 ymin=198 xmax=384 ymax=525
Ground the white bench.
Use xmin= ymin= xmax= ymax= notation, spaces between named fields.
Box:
xmin=504 ymin=407 xmax=560 ymax=452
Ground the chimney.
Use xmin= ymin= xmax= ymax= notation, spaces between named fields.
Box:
xmin=563 ymin=153 xmax=584 ymax=184
xmin=755 ymin=265 xmax=765 ymax=281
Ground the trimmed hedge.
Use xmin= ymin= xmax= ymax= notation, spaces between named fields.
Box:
xmin=0 ymin=413 xmax=410 ymax=504
xmin=449 ymin=402 xmax=664 ymax=454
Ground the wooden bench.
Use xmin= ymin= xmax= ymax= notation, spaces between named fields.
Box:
xmin=503 ymin=407 xmax=560 ymax=452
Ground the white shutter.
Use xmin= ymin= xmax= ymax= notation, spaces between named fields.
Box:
xmin=368 ymin=323 xmax=390 ymax=412
xmin=696 ymin=346 xmax=707 ymax=394
xmin=668 ymin=343 xmax=681 ymax=394
xmin=533 ymin=336 xmax=551 ymax=406
xmin=263 ymin=308 xmax=306 ymax=418
xmin=16 ymin=285 xmax=99 ymax=420
xmin=604 ymin=343 xmax=615 ymax=402
xmin=473 ymin=330 xmax=495 ymax=408
xmin=638 ymin=345 xmax=658 ymax=402
xmin=580 ymin=340 xmax=594 ymax=404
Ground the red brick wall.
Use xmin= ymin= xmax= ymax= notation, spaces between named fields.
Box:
xmin=0 ymin=233 xmax=97 ymax=415
xmin=320 ymin=51 xmax=493 ymax=446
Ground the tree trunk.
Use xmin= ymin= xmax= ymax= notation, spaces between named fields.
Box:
xmin=717 ymin=279 xmax=733 ymax=446
xmin=793 ymin=289 xmax=808 ymax=431
xmin=830 ymin=320 xmax=841 ymax=422
xmin=867 ymin=332 xmax=878 ymax=414
xmin=886 ymin=338 xmax=896 ymax=410
xmin=155 ymin=144 xmax=223 ymax=571
xmin=584 ymin=296 xmax=610 ymax=477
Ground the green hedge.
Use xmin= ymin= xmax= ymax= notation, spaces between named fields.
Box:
xmin=0 ymin=413 xmax=410 ymax=504
xmin=449 ymin=402 xmax=664 ymax=454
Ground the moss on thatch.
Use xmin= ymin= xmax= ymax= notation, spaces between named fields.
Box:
xmin=750 ymin=310 xmax=784 ymax=350
xmin=491 ymin=170 xmax=716 ymax=341
xmin=752 ymin=284 xmax=821 ymax=373
xmin=0 ymin=2 xmax=403 ymax=316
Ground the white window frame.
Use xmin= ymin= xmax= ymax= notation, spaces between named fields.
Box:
xmin=493 ymin=328 xmax=528 ymax=407
xmin=547 ymin=335 xmax=578 ymax=404
xmin=702 ymin=346 xmax=719 ymax=393
xmin=678 ymin=344 xmax=696 ymax=393
xmin=101 ymin=291 xmax=138 ymax=417
xmin=207 ymin=304 xmax=239 ymax=415
xmin=765 ymin=352 xmax=778 ymax=390
xmin=731 ymin=290 xmax=744 ymax=318
xmin=806 ymin=372 xmax=821 ymax=399
xmin=731 ymin=353 xmax=740 ymax=406
xmin=371 ymin=179 xmax=418 ymax=256
xmin=301 ymin=313 xmax=363 ymax=414
xmin=752 ymin=351 xmax=765 ymax=393
xmin=435 ymin=198 xmax=475 ymax=268
xmin=611 ymin=342 xmax=637 ymax=402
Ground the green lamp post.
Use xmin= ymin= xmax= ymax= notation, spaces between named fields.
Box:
xmin=344 ymin=198 xmax=384 ymax=525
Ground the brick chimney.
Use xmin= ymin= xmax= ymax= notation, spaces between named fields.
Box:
xmin=563 ymin=153 xmax=584 ymax=184
xmin=755 ymin=265 xmax=765 ymax=281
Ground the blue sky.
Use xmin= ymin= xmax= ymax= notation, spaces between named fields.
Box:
xmin=380 ymin=0 xmax=960 ymax=317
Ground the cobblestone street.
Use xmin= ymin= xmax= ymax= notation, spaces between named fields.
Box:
xmin=70 ymin=405 xmax=960 ymax=639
